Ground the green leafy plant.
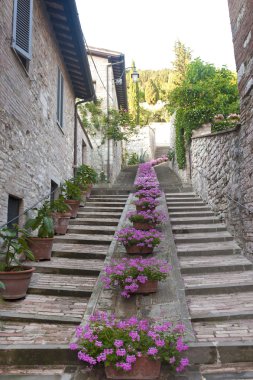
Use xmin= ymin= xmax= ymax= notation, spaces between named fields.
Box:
xmin=167 ymin=150 xmax=175 ymax=161
xmin=76 ymin=164 xmax=98 ymax=186
xmin=128 ymin=152 xmax=147 ymax=165
xmin=25 ymin=202 xmax=54 ymax=238
xmin=61 ymin=180 xmax=82 ymax=201
xmin=0 ymin=225 xmax=34 ymax=271
xmin=50 ymin=196 xmax=71 ymax=213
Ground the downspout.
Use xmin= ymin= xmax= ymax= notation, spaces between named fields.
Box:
xmin=106 ymin=63 xmax=111 ymax=183
xmin=74 ymin=99 xmax=86 ymax=177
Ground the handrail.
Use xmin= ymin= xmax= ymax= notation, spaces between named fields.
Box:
xmin=0 ymin=187 xmax=59 ymax=230
xmin=226 ymin=194 xmax=253 ymax=214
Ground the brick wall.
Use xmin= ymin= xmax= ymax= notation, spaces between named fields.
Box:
xmin=0 ymin=0 xmax=93 ymax=225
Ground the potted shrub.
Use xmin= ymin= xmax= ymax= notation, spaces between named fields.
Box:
xmin=102 ymin=257 xmax=171 ymax=297
xmin=50 ymin=196 xmax=71 ymax=235
xmin=133 ymin=197 xmax=159 ymax=212
xmin=70 ymin=312 xmax=189 ymax=379
xmin=134 ymin=177 xmax=159 ymax=191
xmin=127 ymin=210 xmax=167 ymax=231
xmin=75 ymin=164 xmax=98 ymax=198
xmin=134 ymin=188 xmax=162 ymax=200
xmin=26 ymin=202 xmax=54 ymax=261
xmin=61 ymin=180 xmax=82 ymax=218
xmin=0 ymin=226 xmax=35 ymax=300
xmin=116 ymin=227 xmax=162 ymax=255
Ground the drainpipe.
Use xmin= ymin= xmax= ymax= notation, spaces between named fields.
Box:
xmin=74 ymin=99 xmax=86 ymax=177
xmin=106 ymin=63 xmax=111 ymax=183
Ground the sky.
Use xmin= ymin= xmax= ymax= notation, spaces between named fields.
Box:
xmin=76 ymin=0 xmax=236 ymax=72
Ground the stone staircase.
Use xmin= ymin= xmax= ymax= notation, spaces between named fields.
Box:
xmin=166 ymin=191 xmax=253 ymax=347
xmin=0 ymin=190 xmax=129 ymax=373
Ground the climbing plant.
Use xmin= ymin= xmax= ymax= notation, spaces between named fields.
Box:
xmin=168 ymin=58 xmax=240 ymax=168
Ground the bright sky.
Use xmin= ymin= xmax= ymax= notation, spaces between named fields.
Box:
xmin=76 ymin=0 xmax=236 ymax=72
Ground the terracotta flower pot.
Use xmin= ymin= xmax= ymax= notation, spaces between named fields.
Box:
xmin=125 ymin=245 xmax=154 ymax=255
xmin=64 ymin=199 xmax=80 ymax=218
xmin=105 ymin=356 xmax=161 ymax=379
xmin=27 ymin=237 xmax=54 ymax=261
xmin=52 ymin=212 xmax=71 ymax=235
xmin=135 ymin=280 xmax=158 ymax=294
xmin=133 ymin=222 xmax=155 ymax=231
xmin=0 ymin=266 xmax=35 ymax=300
xmin=86 ymin=184 xmax=93 ymax=198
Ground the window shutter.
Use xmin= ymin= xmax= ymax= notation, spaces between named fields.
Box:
xmin=12 ymin=0 xmax=33 ymax=60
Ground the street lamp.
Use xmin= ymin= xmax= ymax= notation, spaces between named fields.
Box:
xmin=106 ymin=62 xmax=139 ymax=182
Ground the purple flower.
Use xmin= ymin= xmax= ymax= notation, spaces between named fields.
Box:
xmin=114 ymin=340 xmax=124 ymax=348
xmin=126 ymin=355 xmax=136 ymax=363
xmin=96 ymin=352 xmax=106 ymax=362
xmin=129 ymin=331 xmax=140 ymax=341
xmin=147 ymin=347 xmax=158 ymax=355
xmin=95 ymin=340 xmax=102 ymax=347
xmin=169 ymin=356 xmax=176 ymax=364
xmin=155 ymin=338 xmax=165 ymax=347
xmin=116 ymin=348 xmax=126 ymax=356
xmin=69 ymin=343 xmax=78 ymax=350
xmin=176 ymin=337 xmax=188 ymax=352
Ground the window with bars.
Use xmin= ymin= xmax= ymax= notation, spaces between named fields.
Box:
xmin=12 ymin=0 xmax=33 ymax=66
xmin=57 ymin=67 xmax=64 ymax=128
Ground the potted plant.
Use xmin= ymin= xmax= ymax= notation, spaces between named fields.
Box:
xmin=50 ymin=196 xmax=72 ymax=235
xmin=134 ymin=188 xmax=162 ymax=200
xmin=26 ymin=201 xmax=54 ymax=261
xmin=61 ymin=180 xmax=82 ymax=218
xmin=0 ymin=226 xmax=35 ymax=300
xmin=102 ymin=257 xmax=171 ymax=298
xmin=75 ymin=164 xmax=98 ymax=198
xmin=133 ymin=197 xmax=159 ymax=212
xmin=127 ymin=210 xmax=167 ymax=231
xmin=134 ymin=177 xmax=159 ymax=191
xmin=116 ymin=227 xmax=162 ymax=254
xmin=70 ymin=312 xmax=189 ymax=379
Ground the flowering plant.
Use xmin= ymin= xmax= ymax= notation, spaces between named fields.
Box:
xmin=134 ymin=177 xmax=159 ymax=190
xmin=116 ymin=227 xmax=162 ymax=248
xmin=133 ymin=197 xmax=159 ymax=210
xmin=127 ymin=210 xmax=167 ymax=225
xmin=70 ymin=312 xmax=189 ymax=373
xmin=135 ymin=188 xmax=162 ymax=199
xmin=102 ymin=257 xmax=171 ymax=298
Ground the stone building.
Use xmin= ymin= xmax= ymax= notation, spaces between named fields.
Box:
xmin=0 ymin=0 xmax=95 ymax=226
xmin=87 ymin=47 xmax=128 ymax=183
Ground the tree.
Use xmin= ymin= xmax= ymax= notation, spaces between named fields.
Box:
xmin=145 ymin=79 xmax=159 ymax=105
xmin=128 ymin=62 xmax=140 ymax=125
xmin=172 ymin=40 xmax=192 ymax=86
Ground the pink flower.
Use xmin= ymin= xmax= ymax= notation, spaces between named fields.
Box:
xmin=114 ymin=340 xmax=124 ymax=348
xmin=129 ymin=331 xmax=140 ymax=341
xmin=116 ymin=348 xmax=126 ymax=356
xmin=147 ymin=347 xmax=158 ymax=355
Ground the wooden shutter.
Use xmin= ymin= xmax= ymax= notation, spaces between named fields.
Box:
xmin=57 ymin=67 xmax=64 ymax=127
xmin=12 ymin=0 xmax=33 ymax=60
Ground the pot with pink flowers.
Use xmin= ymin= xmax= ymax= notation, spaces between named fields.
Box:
xmin=102 ymin=257 xmax=171 ymax=297
xmin=116 ymin=227 xmax=162 ymax=254
xmin=127 ymin=210 xmax=167 ymax=231
xmin=70 ymin=312 xmax=189 ymax=379
xmin=133 ymin=197 xmax=159 ymax=212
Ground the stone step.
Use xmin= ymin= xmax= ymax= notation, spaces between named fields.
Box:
xmin=165 ymin=192 xmax=196 ymax=197
xmin=0 ymin=366 xmax=71 ymax=378
xmin=177 ymin=241 xmax=241 ymax=256
xmin=67 ymin=225 xmax=116 ymax=235
xmin=82 ymin=206 xmax=124 ymax=212
xmin=54 ymin=233 xmax=112 ymax=245
xmin=188 ymin=291 xmax=253 ymax=320
xmin=0 ymin=321 xmax=76 ymax=346
xmin=200 ymin=363 xmax=253 ymax=379
xmin=169 ymin=211 xmax=214 ymax=218
xmin=180 ymin=254 xmax=253 ymax=274
xmin=85 ymin=201 xmax=126 ymax=207
xmin=77 ymin=211 xmax=122 ymax=219
xmin=89 ymin=195 xmax=128 ymax=200
xmin=69 ymin=218 xmax=118 ymax=226
xmin=28 ymin=273 xmax=97 ymax=297
xmin=92 ymin=188 xmax=130 ymax=195
xmin=25 ymin=257 xmax=104 ymax=276
xmin=87 ymin=197 xmax=127 ymax=202
xmin=184 ymin=271 xmax=253 ymax=295
xmin=52 ymin=243 xmax=108 ymax=259
xmin=0 ymin=294 xmax=88 ymax=324
xmin=167 ymin=201 xmax=205 ymax=207
xmin=166 ymin=197 xmax=202 ymax=203
xmin=168 ymin=205 xmax=211 ymax=212
xmin=170 ymin=216 xmax=221 ymax=225
xmin=193 ymin=319 xmax=253 ymax=343
xmin=172 ymin=223 xmax=227 ymax=234
xmin=174 ymin=231 xmax=233 ymax=244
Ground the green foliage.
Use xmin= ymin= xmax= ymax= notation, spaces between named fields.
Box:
xmin=145 ymin=79 xmax=159 ymax=105
xmin=172 ymin=40 xmax=192 ymax=86
xmin=76 ymin=164 xmax=98 ymax=185
xmin=127 ymin=62 xmax=140 ymax=124
xmin=0 ymin=225 xmax=34 ymax=271
xmin=127 ymin=152 xmax=147 ymax=165
xmin=169 ymin=58 xmax=240 ymax=168
xmin=25 ymin=202 xmax=54 ymax=238
xmin=61 ymin=180 xmax=82 ymax=201
xmin=167 ymin=149 xmax=175 ymax=161
xmin=50 ymin=196 xmax=70 ymax=213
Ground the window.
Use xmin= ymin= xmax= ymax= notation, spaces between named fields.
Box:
xmin=7 ymin=195 xmax=21 ymax=229
xmin=57 ymin=67 xmax=64 ymax=127
xmin=50 ymin=180 xmax=58 ymax=201
xmin=82 ymin=140 xmax=87 ymax=164
xmin=12 ymin=0 xmax=33 ymax=67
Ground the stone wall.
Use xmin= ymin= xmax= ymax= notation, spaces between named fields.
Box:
xmin=124 ymin=126 xmax=155 ymax=162
xmin=0 ymin=0 xmax=93 ymax=225
xmin=226 ymin=0 xmax=253 ymax=256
